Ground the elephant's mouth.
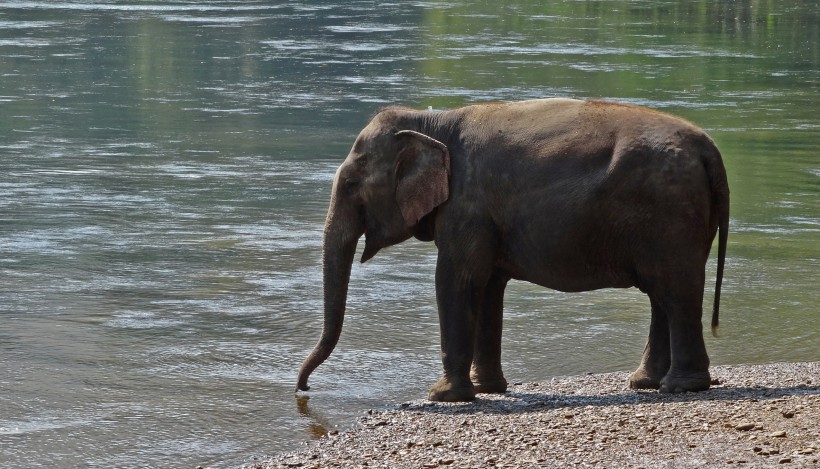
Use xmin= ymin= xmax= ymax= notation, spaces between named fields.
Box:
xmin=361 ymin=230 xmax=383 ymax=263
xmin=361 ymin=221 xmax=408 ymax=263
xmin=360 ymin=210 xmax=415 ymax=264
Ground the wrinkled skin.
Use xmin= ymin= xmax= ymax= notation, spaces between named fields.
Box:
xmin=297 ymin=98 xmax=729 ymax=402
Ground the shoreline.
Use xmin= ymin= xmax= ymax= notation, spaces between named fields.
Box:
xmin=252 ymin=362 xmax=818 ymax=468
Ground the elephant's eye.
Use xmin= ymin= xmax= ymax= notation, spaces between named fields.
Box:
xmin=343 ymin=178 xmax=360 ymax=192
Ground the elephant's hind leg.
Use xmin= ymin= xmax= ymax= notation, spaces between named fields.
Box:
xmin=643 ymin=277 xmax=711 ymax=393
xmin=470 ymin=271 xmax=509 ymax=394
xmin=630 ymin=297 xmax=671 ymax=390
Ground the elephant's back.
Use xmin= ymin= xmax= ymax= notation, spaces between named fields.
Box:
xmin=468 ymin=100 xmax=719 ymax=291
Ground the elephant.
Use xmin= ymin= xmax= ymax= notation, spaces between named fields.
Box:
xmin=296 ymin=98 xmax=729 ymax=402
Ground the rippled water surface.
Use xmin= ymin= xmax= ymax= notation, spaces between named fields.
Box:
xmin=1 ymin=1 xmax=818 ymax=467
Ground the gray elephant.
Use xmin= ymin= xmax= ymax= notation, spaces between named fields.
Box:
xmin=297 ymin=98 xmax=729 ymax=402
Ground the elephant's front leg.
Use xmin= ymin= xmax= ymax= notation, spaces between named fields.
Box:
xmin=428 ymin=241 xmax=497 ymax=402
xmin=471 ymin=271 xmax=509 ymax=394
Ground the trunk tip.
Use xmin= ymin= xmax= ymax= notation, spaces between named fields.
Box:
xmin=296 ymin=372 xmax=312 ymax=392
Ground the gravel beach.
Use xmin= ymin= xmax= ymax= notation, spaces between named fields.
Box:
xmin=253 ymin=362 xmax=818 ymax=468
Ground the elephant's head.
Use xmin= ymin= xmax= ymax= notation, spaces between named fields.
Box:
xmin=296 ymin=112 xmax=450 ymax=391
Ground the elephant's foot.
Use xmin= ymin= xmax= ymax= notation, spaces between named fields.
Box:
xmin=628 ymin=366 xmax=663 ymax=390
xmin=659 ymin=370 xmax=711 ymax=394
xmin=428 ymin=376 xmax=476 ymax=402
xmin=470 ymin=368 xmax=508 ymax=394
xmin=472 ymin=377 xmax=508 ymax=394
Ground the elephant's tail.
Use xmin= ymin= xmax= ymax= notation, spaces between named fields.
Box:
xmin=703 ymin=138 xmax=730 ymax=337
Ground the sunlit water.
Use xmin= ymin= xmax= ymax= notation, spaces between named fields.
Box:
xmin=1 ymin=1 xmax=818 ymax=467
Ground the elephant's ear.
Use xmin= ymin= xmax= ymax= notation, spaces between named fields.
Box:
xmin=394 ymin=130 xmax=450 ymax=227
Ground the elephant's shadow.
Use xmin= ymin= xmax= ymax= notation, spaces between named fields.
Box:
xmin=401 ymin=383 xmax=819 ymax=417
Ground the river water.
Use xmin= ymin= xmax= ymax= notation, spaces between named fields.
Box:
xmin=0 ymin=1 xmax=818 ymax=467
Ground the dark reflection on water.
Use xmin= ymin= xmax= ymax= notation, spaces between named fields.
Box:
xmin=295 ymin=396 xmax=330 ymax=440
xmin=0 ymin=1 xmax=818 ymax=467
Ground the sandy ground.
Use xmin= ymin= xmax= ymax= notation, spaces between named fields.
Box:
xmin=249 ymin=362 xmax=819 ymax=468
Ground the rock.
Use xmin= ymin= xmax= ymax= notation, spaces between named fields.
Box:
xmin=769 ymin=431 xmax=786 ymax=438
xmin=735 ymin=422 xmax=756 ymax=431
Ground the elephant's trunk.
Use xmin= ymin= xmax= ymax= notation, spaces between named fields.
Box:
xmin=296 ymin=194 xmax=362 ymax=392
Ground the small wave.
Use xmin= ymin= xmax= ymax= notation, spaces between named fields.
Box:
xmin=160 ymin=15 xmax=260 ymax=24
xmin=0 ymin=2 xmax=281 ymax=12
xmin=105 ymin=310 xmax=185 ymax=330
xmin=0 ymin=416 xmax=92 ymax=435
xmin=0 ymin=38 xmax=51 ymax=47
xmin=0 ymin=20 xmax=60 ymax=28
xmin=732 ymin=221 xmax=820 ymax=235
xmin=324 ymin=24 xmax=414 ymax=34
